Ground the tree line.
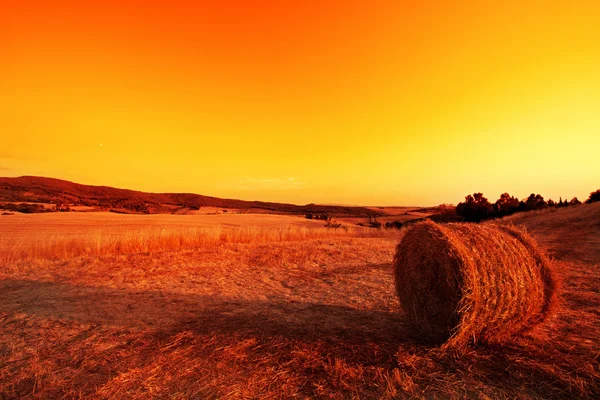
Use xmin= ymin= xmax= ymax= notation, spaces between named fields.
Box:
xmin=456 ymin=189 xmax=600 ymax=222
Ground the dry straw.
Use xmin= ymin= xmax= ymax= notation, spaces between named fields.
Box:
xmin=393 ymin=220 xmax=558 ymax=348
xmin=0 ymin=226 xmax=398 ymax=263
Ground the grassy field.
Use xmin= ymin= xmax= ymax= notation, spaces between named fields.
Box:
xmin=339 ymin=207 xmax=433 ymax=226
xmin=0 ymin=205 xmax=599 ymax=398
xmin=0 ymin=212 xmax=394 ymax=263
xmin=0 ymin=212 xmax=329 ymax=241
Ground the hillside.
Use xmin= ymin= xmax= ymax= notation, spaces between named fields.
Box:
xmin=502 ymin=201 xmax=600 ymax=266
xmin=0 ymin=176 xmax=382 ymax=217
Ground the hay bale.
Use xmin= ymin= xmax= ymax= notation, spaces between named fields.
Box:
xmin=393 ymin=220 xmax=558 ymax=348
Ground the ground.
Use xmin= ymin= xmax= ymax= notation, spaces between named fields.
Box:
xmin=0 ymin=205 xmax=598 ymax=398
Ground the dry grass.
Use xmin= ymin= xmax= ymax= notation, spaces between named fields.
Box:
xmin=0 ymin=224 xmax=397 ymax=264
xmin=0 ymin=206 xmax=599 ymax=398
xmin=499 ymin=202 xmax=600 ymax=266
xmin=394 ymin=221 xmax=558 ymax=348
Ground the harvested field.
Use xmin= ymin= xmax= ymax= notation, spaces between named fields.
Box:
xmin=0 ymin=212 xmax=327 ymax=243
xmin=0 ymin=205 xmax=599 ymax=398
xmin=0 ymin=212 xmax=394 ymax=263
xmin=4 ymin=1 xmax=599 ymax=397
xmin=501 ymin=203 xmax=600 ymax=266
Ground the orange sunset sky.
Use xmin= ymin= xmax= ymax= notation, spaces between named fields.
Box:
xmin=1 ymin=1 xmax=599 ymax=206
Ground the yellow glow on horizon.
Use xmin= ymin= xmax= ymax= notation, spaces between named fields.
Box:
xmin=1 ymin=1 xmax=599 ymax=205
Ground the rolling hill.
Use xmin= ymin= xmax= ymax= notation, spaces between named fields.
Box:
xmin=0 ymin=176 xmax=382 ymax=217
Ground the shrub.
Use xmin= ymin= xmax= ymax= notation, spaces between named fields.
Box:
xmin=587 ymin=189 xmax=600 ymax=204
xmin=522 ymin=194 xmax=547 ymax=211
xmin=385 ymin=221 xmax=404 ymax=230
xmin=456 ymin=193 xmax=493 ymax=222
xmin=368 ymin=217 xmax=381 ymax=228
xmin=324 ymin=220 xmax=342 ymax=229
xmin=0 ymin=203 xmax=48 ymax=213
xmin=494 ymin=193 xmax=520 ymax=216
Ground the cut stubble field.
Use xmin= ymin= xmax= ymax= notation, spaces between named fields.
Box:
xmin=0 ymin=206 xmax=599 ymax=398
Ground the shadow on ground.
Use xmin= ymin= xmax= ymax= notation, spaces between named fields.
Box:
xmin=1 ymin=277 xmax=598 ymax=398
xmin=0 ymin=277 xmax=408 ymax=365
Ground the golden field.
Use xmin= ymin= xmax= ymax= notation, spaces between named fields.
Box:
xmin=0 ymin=212 xmax=392 ymax=262
xmin=0 ymin=205 xmax=599 ymax=398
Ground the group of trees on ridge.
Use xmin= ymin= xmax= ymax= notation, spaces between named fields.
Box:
xmin=309 ymin=189 xmax=600 ymax=229
xmin=456 ymin=189 xmax=600 ymax=222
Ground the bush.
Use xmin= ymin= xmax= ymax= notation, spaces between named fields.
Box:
xmin=368 ymin=217 xmax=381 ymax=228
xmin=494 ymin=193 xmax=520 ymax=216
xmin=324 ymin=220 xmax=342 ymax=229
xmin=586 ymin=189 xmax=600 ymax=204
xmin=521 ymin=194 xmax=547 ymax=211
xmin=456 ymin=193 xmax=493 ymax=222
xmin=385 ymin=221 xmax=404 ymax=230
xmin=0 ymin=203 xmax=48 ymax=213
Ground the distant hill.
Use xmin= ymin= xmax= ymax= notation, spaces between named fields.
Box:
xmin=0 ymin=176 xmax=382 ymax=217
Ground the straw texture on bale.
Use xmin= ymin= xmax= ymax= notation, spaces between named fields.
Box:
xmin=393 ymin=220 xmax=557 ymax=348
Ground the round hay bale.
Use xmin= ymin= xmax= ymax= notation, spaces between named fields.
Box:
xmin=393 ymin=220 xmax=558 ymax=348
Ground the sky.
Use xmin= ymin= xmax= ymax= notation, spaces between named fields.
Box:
xmin=1 ymin=1 xmax=599 ymax=206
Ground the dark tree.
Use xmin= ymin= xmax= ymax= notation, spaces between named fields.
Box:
xmin=570 ymin=197 xmax=582 ymax=205
xmin=587 ymin=189 xmax=600 ymax=204
xmin=494 ymin=193 xmax=520 ymax=216
xmin=523 ymin=193 xmax=547 ymax=211
xmin=456 ymin=193 xmax=493 ymax=222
